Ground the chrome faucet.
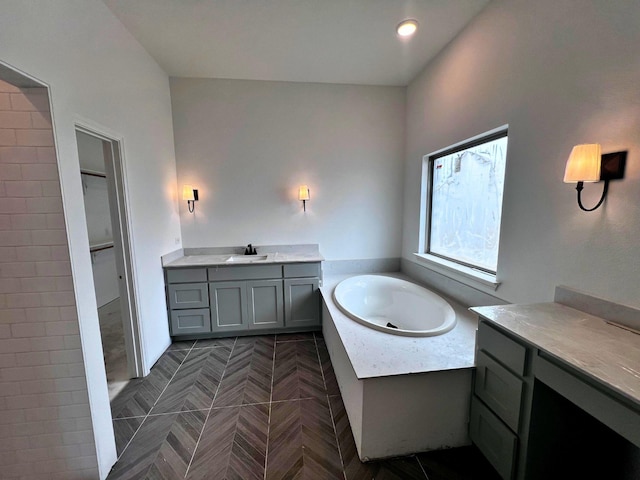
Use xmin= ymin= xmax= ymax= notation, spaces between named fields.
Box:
xmin=244 ymin=243 xmax=257 ymax=255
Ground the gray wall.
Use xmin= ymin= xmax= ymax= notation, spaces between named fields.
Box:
xmin=171 ymin=78 xmax=406 ymax=261
xmin=403 ymin=0 xmax=640 ymax=308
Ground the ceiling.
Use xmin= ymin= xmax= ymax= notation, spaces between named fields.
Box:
xmin=102 ymin=0 xmax=490 ymax=87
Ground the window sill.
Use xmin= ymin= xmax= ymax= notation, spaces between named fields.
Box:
xmin=412 ymin=253 xmax=501 ymax=291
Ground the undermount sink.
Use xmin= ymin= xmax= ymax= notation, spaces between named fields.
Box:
xmin=225 ymin=254 xmax=268 ymax=263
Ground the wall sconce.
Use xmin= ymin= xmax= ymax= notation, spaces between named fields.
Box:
xmin=563 ymin=144 xmax=626 ymax=211
xmin=298 ymin=185 xmax=310 ymax=212
xmin=182 ymin=184 xmax=199 ymax=213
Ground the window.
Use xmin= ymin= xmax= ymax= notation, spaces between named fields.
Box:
xmin=423 ymin=127 xmax=508 ymax=277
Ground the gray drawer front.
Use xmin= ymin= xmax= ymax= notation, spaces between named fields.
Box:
xmin=170 ymin=308 xmax=211 ymax=335
xmin=208 ymin=265 xmax=282 ymax=281
xmin=168 ymin=283 xmax=209 ymax=309
xmin=478 ymin=321 xmax=526 ymax=375
xmin=167 ymin=268 xmax=207 ymax=284
xmin=470 ymin=396 xmax=517 ymax=480
xmin=475 ymin=350 xmax=524 ymax=432
xmin=283 ymin=263 xmax=320 ymax=278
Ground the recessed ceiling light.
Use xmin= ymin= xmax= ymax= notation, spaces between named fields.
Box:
xmin=397 ymin=19 xmax=418 ymax=37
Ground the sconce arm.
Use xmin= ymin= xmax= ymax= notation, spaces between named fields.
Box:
xmin=576 ymin=180 xmax=609 ymax=212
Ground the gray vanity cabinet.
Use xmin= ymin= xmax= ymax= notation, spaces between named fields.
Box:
xmin=284 ymin=277 xmax=320 ymax=328
xmin=247 ymin=280 xmax=284 ymax=330
xmin=170 ymin=309 xmax=211 ymax=336
xmin=209 ymin=281 xmax=248 ymax=332
xmin=470 ymin=320 xmax=532 ymax=480
xmin=209 ymin=279 xmax=285 ymax=332
xmin=166 ymin=268 xmax=212 ymax=336
xmin=166 ymin=261 xmax=321 ymax=338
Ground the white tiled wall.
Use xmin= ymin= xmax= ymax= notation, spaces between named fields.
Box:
xmin=0 ymin=79 xmax=98 ymax=479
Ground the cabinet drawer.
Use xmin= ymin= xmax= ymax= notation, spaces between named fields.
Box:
xmin=166 ymin=268 xmax=207 ymax=284
xmin=475 ymin=350 xmax=524 ymax=432
xmin=470 ymin=396 xmax=517 ymax=480
xmin=170 ymin=308 xmax=211 ymax=335
xmin=478 ymin=321 xmax=526 ymax=375
xmin=168 ymin=283 xmax=209 ymax=309
xmin=283 ymin=263 xmax=320 ymax=278
xmin=208 ymin=264 xmax=282 ymax=281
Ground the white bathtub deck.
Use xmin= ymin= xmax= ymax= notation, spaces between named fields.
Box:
xmin=320 ymin=273 xmax=477 ymax=380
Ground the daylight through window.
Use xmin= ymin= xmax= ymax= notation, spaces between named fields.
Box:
xmin=426 ymin=129 xmax=508 ymax=274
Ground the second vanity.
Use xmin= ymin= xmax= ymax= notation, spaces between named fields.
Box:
xmin=469 ymin=286 xmax=640 ymax=479
xmin=162 ymin=245 xmax=323 ymax=338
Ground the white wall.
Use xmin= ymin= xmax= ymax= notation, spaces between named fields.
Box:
xmin=0 ymin=1 xmax=181 ymax=477
xmin=171 ymin=78 xmax=405 ymax=260
xmin=403 ymin=0 xmax=640 ymax=308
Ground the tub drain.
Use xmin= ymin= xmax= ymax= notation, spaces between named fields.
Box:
xmin=386 ymin=322 xmax=398 ymax=329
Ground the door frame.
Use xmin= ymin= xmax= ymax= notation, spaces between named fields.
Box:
xmin=75 ymin=123 xmax=145 ymax=378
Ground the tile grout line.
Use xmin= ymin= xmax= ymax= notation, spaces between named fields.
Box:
xmin=414 ymin=453 xmax=430 ymax=480
xmin=114 ymin=341 xmax=197 ymax=462
xmin=184 ymin=336 xmax=238 ymax=478
xmin=314 ymin=332 xmax=348 ymax=480
xmin=264 ymin=334 xmax=277 ymax=480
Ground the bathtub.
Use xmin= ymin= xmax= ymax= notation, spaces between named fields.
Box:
xmin=321 ymin=273 xmax=477 ymax=460
xmin=333 ymin=274 xmax=456 ymax=336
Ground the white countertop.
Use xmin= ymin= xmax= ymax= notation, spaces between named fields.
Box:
xmin=321 ymin=273 xmax=478 ymax=380
xmin=163 ymin=251 xmax=324 ymax=268
xmin=471 ymin=303 xmax=640 ymax=406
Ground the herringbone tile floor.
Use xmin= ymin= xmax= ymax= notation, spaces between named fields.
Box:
xmin=107 ymin=333 xmax=499 ymax=480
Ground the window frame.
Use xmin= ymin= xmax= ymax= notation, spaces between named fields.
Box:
xmin=418 ymin=125 xmax=508 ymax=287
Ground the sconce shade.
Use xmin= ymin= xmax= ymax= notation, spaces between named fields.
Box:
xmin=182 ymin=184 xmax=195 ymax=201
xmin=563 ymin=144 xmax=601 ymax=183
xmin=298 ymin=185 xmax=310 ymax=201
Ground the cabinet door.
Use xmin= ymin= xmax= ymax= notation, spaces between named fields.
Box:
xmin=284 ymin=278 xmax=320 ymax=328
xmin=170 ymin=308 xmax=211 ymax=336
xmin=470 ymin=396 xmax=517 ymax=480
xmin=168 ymin=283 xmax=209 ymax=310
xmin=209 ymin=281 xmax=248 ymax=332
xmin=247 ymin=280 xmax=284 ymax=330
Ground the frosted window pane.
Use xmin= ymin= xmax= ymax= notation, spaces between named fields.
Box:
xmin=429 ymin=135 xmax=507 ymax=273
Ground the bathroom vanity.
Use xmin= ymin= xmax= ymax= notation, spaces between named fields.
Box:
xmin=162 ymin=246 xmax=323 ymax=338
xmin=469 ymin=289 xmax=640 ymax=479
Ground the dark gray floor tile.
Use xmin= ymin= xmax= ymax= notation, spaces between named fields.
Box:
xmin=193 ymin=337 xmax=236 ymax=349
xmin=276 ymin=332 xmax=316 ymax=342
xmin=145 ymin=410 xmax=207 ymax=479
xmin=167 ymin=340 xmax=196 ymax=351
xmin=150 ymin=348 xmax=212 ymax=414
xmin=187 ymin=404 xmax=269 ymax=480
xmin=235 ymin=334 xmax=275 ymax=345
xmin=373 ymin=456 xmax=428 ymax=480
xmin=329 ymin=394 xmax=374 ymax=480
xmin=113 ymin=416 xmax=145 ymax=457
xmin=316 ymin=336 xmax=340 ymax=395
xmin=111 ymin=350 xmax=187 ymax=419
xmin=328 ymin=394 xmax=428 ymax=480
xmin=213 ymin=336 xmax=274 ymax=407
xmin=107 ymin=413 xmax=177 ymax=480
xmin=267 ymin=397 xmax=343 ymax=480
xmin=417 ymin=446 xmax=500 ymax=480
xmin=272 ymin=339 xmax=325 ymax=401
xmin=181 ymin=346 xmax=232 ymax=411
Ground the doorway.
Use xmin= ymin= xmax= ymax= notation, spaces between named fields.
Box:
xmin=75 ymin=127 xmax=144 ymax=399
